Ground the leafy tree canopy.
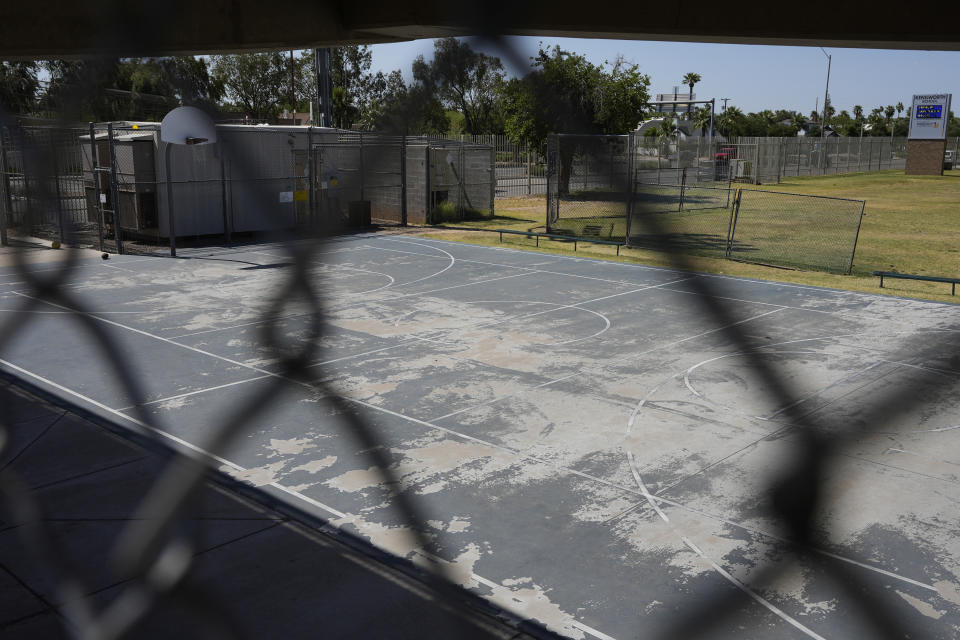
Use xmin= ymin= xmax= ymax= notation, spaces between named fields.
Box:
xmin=500 ymin=46 xmax=650 ymax=147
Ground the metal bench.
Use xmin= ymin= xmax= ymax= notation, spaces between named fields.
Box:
xmin=873 ymin=271 xmax=960 ymax=295
xmin=496 ymin=228 xmax=624 ymax=255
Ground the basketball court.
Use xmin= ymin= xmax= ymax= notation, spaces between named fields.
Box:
xmin=1 ymin=234 xmax=957 ymax=639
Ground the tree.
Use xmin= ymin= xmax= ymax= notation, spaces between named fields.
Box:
xmin=681 ymin=72 xmax=701 ymax=118
xmin=867 ymin=107 xmax=886 ymax=136
xmin=792 ymin=112 xmax=808 ymax=134
xmin=365 ymin=70 xmax=449 ymax=135
xmin=211 ymin=52 xmax=298 ymax=121
xmin=36 ymin=57 xmax=220 ymax=122
xmin=717 ymin=106 xmax=744 ymax=136
xmin=310 ymin=45 xmax=376 ymax=129
xmin=0 ymin=62 xmax=40 ymax=115
xmin=692 ymin=106 xmax=712 ymax=136
xmin=40 ymin=59 xmax=126 ymax=121
xmin=160 ymin=57 xmax=223 ymax=106
xmin=832 ymin=110 xmax=855 ymax=136
xmin=413 ymin=38 xmax=505 ymax=134
xmin=500 ymin=45 xmax=650 ymax=148
xmin=657 ymin=118 xmax=677 ymax=139
xmin=500 ymin=46 xmax=649 ymax=194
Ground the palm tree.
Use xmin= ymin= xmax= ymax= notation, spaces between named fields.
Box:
xmin=895 ymin=101 xmax=904 ymax=136
xmin=658 ymin=118 xmax=678 ymax=138
xmin=884 ymin=105 xmax=895 ymax=136
xmin=853 ymin=105 xmax=864 ymax=122
xmin=792 ymin=112 xmax=808 ymax=134
xmin=718 ymin=105 xmax=743 ymax=136
xmin=681 ymin=72 xmax=701 ymax=118
xmin=693 ymin=106 xmax=712 ymax=136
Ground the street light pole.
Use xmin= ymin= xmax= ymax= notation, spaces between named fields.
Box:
xmin=819 ymin=48 xmax=831 ymax=142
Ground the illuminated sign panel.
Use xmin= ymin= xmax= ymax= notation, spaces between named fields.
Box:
xmin=909 ymin=94 xmax=951 ymax=140
xmin=915 ymin=104 xmax=942 ymax=119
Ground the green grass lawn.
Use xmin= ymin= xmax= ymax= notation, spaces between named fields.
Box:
xmin=418 ymin=169 xmax=960 ymax=304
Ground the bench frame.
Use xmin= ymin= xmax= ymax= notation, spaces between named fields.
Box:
xmin=873 ymin=271 xmax=958 ymax=295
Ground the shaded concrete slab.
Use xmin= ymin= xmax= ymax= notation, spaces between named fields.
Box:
xmin=0 ymin=379 xmax=547 ymax=640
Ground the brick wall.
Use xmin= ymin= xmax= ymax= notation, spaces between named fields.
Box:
xmin=905 ymin=139 xmax=946 ymax=175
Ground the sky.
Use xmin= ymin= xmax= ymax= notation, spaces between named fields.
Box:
xmin=367 ymin=36 xmax=960 ymax=116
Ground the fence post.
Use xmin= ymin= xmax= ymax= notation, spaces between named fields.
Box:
xmin=726 ymin=188 xmax=742 ymax=257
xmin=400 ymin=137 xmax=408 ymax=226
xmin=457 ymin=141 xmax=467 ymax=220
xmin=488 ymin=144 xmax=495 ymax=216
xmin=165 ymin=142 xmax=176 ymax=257
xmin=220 ymin=151 xmax=230 ymax=243
xmin=0 ymin=126 xmax=12 ymax=246
xmin=847 ymin=200 xmax=867 ymax=274
xmin=89 ymin=123 xmax=104 ymax=252
xmin=424 ymin=143 xmax=431 ymax=224
xmin=306 ymin=126 xmax=314 ymax=227
xmin=752 ymin=143 xmax=760 ymax=184
xmin=625 ymin=133 xmax=634 ymax=243
xmin=526 ymin=145 xmax=532 ymax=195
xmin=106 ymin=123 xmax=123 ymax=254
xmin=359 ymin=132 xmax=365 ymax=202
xmin=679 ymin=167 xmax=687 ymax=211
xmin=51 ymin=134 xmax=65 ymax=244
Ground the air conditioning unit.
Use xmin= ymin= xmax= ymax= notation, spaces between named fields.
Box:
xmin=732 ymin=159 xmax=753 ymax=179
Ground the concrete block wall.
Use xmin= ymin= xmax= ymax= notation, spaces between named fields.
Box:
xmin=405 ymin=144 xmax=428 ymax=224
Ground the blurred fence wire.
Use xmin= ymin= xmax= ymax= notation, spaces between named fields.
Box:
xmin=0 ymin=30 xmax=953 ymax=640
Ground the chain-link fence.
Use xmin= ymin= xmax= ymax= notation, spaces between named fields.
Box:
xmin=547 ymin=134 xmax=866 ymax=272
xmin=545 ymin=134 xmax=630 ymax=239
xmin=0 ymin=124 xmax=103 ymax=251
xmin=633 ymin=135 xmax=949 ymax=185
xmin=626 ymin=182 xmax=736 ymax=255
xmin=729 ymin=188 xmax=866 ymax=273
xmin=423 ymin=134 xmax=546 ymax=198
xmin=625 ymin=182 xmax=865 ymax=273
xmin=313 ymin=132 xmax=406 ymax=226
xmin=0 ymin=125 xmax=496 ymax=253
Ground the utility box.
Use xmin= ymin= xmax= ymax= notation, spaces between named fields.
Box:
xmin=348 ymin=200 xmax=371 ymax=227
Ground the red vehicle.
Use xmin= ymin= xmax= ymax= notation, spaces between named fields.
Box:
xmin=715 ymin=146 xmax=737 ymax=180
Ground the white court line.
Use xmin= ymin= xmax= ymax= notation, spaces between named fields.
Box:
xmin=429 ymin=307 xmax=785 ymax=422
xmin=760 ymin=361 xmax=888 ymax=420
xmin=411 ymin=276 xmax=692 ymax=352
xmin=3 ymin=297 xmax=939 ymax=595
xmin=12 ymin=254 xmax=945 ymax=598
xmin=681 ymin=537 xmax=828 ymax=640
xmin=0 ymin=358 xmax=349 ymax=521
xmin=116 ymin=342 xmax=417 ymax=411
xmin=623 ymin=338 xmax=942 ymax=593
xmin=397 ymin=236 xmax=960 ymax=329
xmin=167 ymin=271 xmax=537 ymax=341
xmin=414 ymin=549 xmax=619 ymax=640
xmin=453 ymin=277 xmax=694 ymax=335
xmin=372 ymin=241 xmax=931 ymax=328
xmin=0 ymin=356 xmax=616 ymax=640
xmin=378 ymin=238 xmax=457 ymax=288
xmin=0 ymin=309 xmax=154 ymax=314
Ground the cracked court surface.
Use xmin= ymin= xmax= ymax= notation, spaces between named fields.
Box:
xmin=1 ymin=234 xmax=958 ymax=639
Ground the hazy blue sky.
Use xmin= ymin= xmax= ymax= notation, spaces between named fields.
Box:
xmin=368 ymin=36 xmax=959 ymax=116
